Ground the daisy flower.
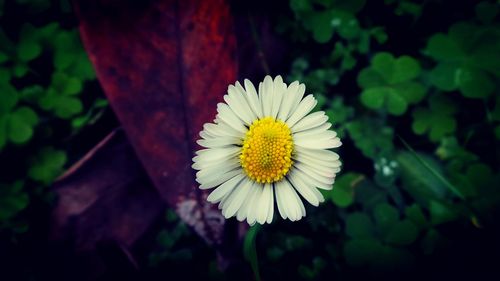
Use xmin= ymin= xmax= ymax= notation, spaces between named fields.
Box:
xmin=192 ymin=75 xmax=342 ymax=225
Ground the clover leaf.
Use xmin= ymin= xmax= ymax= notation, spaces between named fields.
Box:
xmin=291 ymin=0 xmax=366 ymax=43
xmin=39 ymin=72 xmax=83 ymax=119
xmin=323 ymin=172 xmax=361 ymax=207
xmin=0 ymin=181 xmax=29 ymax=222
xmin=405 ymin=204 xmax=428 ymax=230
xmin=6 ymin=106 xmax=39 ymax=144
xmin=384 ymin=219 xmax=419 ymax=246
xmin=412 ymin=95 xmax=457 ymax=142
xmin=373 ymin=203 xmax=399 ymax=235
xmin=0 ymin=82 xmax=39 ymax=148
xmin=345 ymin=212 xmax=374 ymax=238
xmin=358 ymin=52 xmax=426 ymax=115
xmin=28 ymin=146 xmax=67 ymax=184
xmin=346 ymin=117 xmax=394 ymax=159
xmin=425 ymin=22 xmax=499 ymax=98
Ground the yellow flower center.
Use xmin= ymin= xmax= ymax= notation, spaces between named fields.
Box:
xmin=240 ymin=117 xmax=294 ymax=183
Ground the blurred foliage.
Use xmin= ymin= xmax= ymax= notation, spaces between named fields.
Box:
xmin=254 ymin=0 xmax=500 ymax=279
xmin=0 ymin=0 xmax=107 ymax=235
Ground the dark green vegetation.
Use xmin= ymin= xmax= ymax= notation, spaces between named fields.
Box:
xmin=1 ymin=0 xmax=499 ymax=280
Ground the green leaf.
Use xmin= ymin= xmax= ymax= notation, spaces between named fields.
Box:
xmin=346 ymin=118 xmax=394 ymax=159
xmin=13 ymin=63 xmax=29 ymax=78
xmin=372 ymin=52 xmax=395 ymax=82
xmin=0 ymin=181 xmax=29 ymax=221
xmin=429 ymin=63 xmax=459 ymax=91
xmin=384 ymin=219 xmax=418 ymax=246
xmin=456 ymin=67 xmax=494 ymax=99
xmin=397 ymin=151 xmax=449 ymax=203
xmin=333 ymin=11 xmax=360 ymax=40
xmin=385 ymin=90 xmax=407 ymax=115
xmin=345 ymin=212 xmax=374 ymax=238
xmin=429 ymin=200 xmax=458 ymax=225
xmin=7 ymin=107 xmax=39 ymax=144
xmin=357 ymin=68 xmax=385 ymax=88
xmin=243 ymin=225 xmax=261 ymax=281
xmin=411 ymin=95 xmax=457 ymax=142
xmin=354 ymin=179 xmax=388 ymax=209
xmin=17 ymin=40 xmax=42 ymax=62
xmin=28 ymin=147 xmax=67 ymax=184
xmin=398 ymin=138 xmax=466 ymax=201
xmin=0 ymin=83 xmax=18 ymax=114
xmin=425 ymin=34 xmax=464 ymax=61
xmin=328 ymin=172 xmax=360 ymax=207
xmin=54 ymin=96 xmax=83 ymax=119
xmin=325 ymin=97 xmax=354 ymax=125
xmin=360 ymin=87 xmax=385 ymax=109
xmin=310 ymin=11 xmax=335 ymax=43
xmin=20 ymin=85 xmax=45 ymax=102
xmin=405 ymin=204 xmax=428 ymax=229
xmin=359 ymin=53 xmax=424 ymax=115
xmin=391 ymin=56 xmax=420 ymax=84
xmin=394 ymin=81 xmax=426 ymax=104
xmin=373 ymin=203 xmax=399 ymax=233
xmin=360 ymin=87 xmax=408 ymax=115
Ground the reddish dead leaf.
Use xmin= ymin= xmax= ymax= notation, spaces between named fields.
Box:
xmin=74 ymin=0 xmax=238 ymax=245
xmin=52 ymin=129 xmax=163 ymax=251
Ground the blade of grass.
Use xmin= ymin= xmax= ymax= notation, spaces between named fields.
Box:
xmin=397 ymin=135 xmax=465 ymax=200
xmin=243 ymin=224 xmax=261 ymax=281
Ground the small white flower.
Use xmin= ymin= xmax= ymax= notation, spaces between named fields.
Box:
xmin=192 ymin=75 xmax=342 ymax=225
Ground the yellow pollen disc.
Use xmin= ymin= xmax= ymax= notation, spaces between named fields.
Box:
xmin=239 ymin=117 xmax=294 ymax=183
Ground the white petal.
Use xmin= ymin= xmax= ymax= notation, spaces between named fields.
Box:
xmin=294 ymin=130 xmax=342 ymax=149
xmin=291 ymin=111 xmax=328 ymax=133
xmin=235 ymin=81 xmax=258 ymax=121
xmin=197 ymin=137 xmax=241 ymax=148
xmin=194 ymin=146 xmax=240 ymax=161
xmin=237 ymin=182 xmax=260 ymax=221
xmin=293 ymin=166 xmax=333 ymax=190
xmin=281 ymin=178 xmax=304 ymax=221
xmin=256 ymin=183 xmax=272 ymax=224
xmin=222 ymin=178 xmax=253 ymax=218
xmin=286 ymin=94 xmax=317 ymax=128
xmin=274 ymin=180 xmax=288 ymax=219
xmin=207 ymin=173 xmax=245 ymax=203
xmin=260 ymin=76 xmax=274 ymax=117
xmin=295 ymin=162 xmax=335 ymax=184
xmin=271 ymin=76 xmax=286 ymax=120
xmin=199 ymin=169 xmax=242 ymax=190
xmin=297 ymin=147 xmax=340 ymax=162
xmin=293 ymin=150 xmax=342 ymax=169
xmin=246 ymin=184 xmax=263 ymax=225
xmin=244 ymin=79 xmax=263 ymax=118
xmin=216 ymin=103 xmax=247 ymax=134
xmin=266 ymin=185 xmax=275 ymax=223
xmin=282 ymin=179 xmax=304 ymax=221
xmin=287 ymin=171 xmax=319 ymax=206
xmin=292 ymin=122 xmax=332 ymax=139
xmin=192 ymin=147 xmax=240 ymax=169
xmin=277 ymin=81 xmax=300 ymax=121
xmin=196 ymin=157 xmax=240 ymax=178
xmin=205 ymin=121 xmax=243 ymax=139
xmin=226 ymin=85 xmax=254 ymax=125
